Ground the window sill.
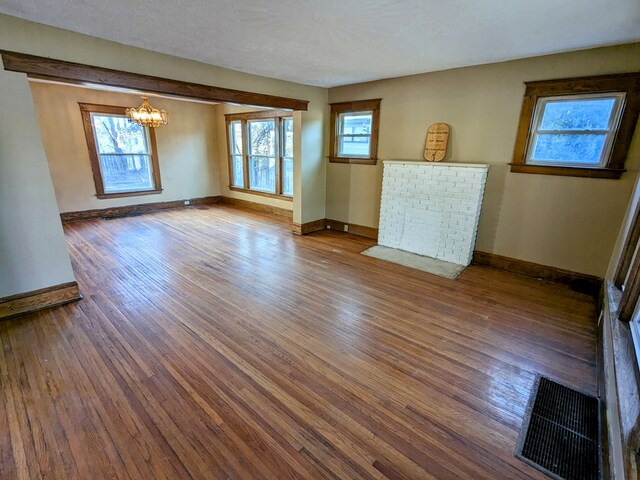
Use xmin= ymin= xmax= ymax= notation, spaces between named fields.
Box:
xmin=229 ymin=186 xmax=293 ymax=201
xmin=509 ymin=163 xmax=625 ymax=179
xmin=328 ymin=156 xmax=378 ymax=165
xmin=96 ymin=189 xmax=163 ymax=199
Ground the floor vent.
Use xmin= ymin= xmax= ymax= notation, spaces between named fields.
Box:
xmin=515 ymin=376 xmax=600 ymax=480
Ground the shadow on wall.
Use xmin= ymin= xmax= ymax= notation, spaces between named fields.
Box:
xmin=475 ymin=164 xmax=507 ymax=254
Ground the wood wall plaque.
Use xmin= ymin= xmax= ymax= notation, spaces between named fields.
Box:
xmin=424 ymin=123 xmax=450 ymax=161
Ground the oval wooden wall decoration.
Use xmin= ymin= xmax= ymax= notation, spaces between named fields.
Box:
xmin=424 ymin=123 xmax=450 ymax=162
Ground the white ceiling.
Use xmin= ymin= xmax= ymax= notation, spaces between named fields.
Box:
xmin=1 ymin=0 xmax=639 ymax=88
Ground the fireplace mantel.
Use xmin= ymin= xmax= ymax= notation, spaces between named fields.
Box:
xmin=383 ymin=160 xmax=488 ymax=168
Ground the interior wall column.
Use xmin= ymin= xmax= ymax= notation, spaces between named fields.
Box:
xmin=0 ymin=68 xmax=76 ymax=297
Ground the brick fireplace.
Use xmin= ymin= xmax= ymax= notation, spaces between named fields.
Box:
xmin=377 ymin=161 xmax=489 ymax=266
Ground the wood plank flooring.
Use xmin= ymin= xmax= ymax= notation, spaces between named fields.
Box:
xmin=0 ymin=205 xmax=597 ymax=479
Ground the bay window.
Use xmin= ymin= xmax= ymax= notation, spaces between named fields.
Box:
xmin=225 ymin=110 xmax=293 ymax=199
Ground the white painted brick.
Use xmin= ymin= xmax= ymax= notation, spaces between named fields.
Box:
xmin=378 ymin=162 xmax=488 ymax=266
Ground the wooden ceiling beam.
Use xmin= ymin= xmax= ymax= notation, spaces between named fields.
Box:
xmin=0 ymin=50 xmax=309 ymax=111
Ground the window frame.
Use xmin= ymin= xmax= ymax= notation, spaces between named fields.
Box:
xmin=224 ymin=109 xmax=293 ymax=201
xmin=615 ymin=196 xmax=640 ymax=322
xmin=329 ymin=99 xmax=381 ymax=165
xmin=79 ymin=103 xmax=162 ymax=199
xmin=281 ymin=117 xmax=294 ymax=197
xmin=510 ymin=73 xmax=640 ymax=179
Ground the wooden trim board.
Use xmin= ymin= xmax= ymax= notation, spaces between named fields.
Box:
xmin=325 ymin=219 xmax=379 ymax=240
xmin=228 ymin=187 xmax=293 ymax=202
xmin=61 ymin=196 xmax=221 ymax=222
xmin=509 ymin=164 xmax=624 ymax=179
xmin=219 ymin=196 xmax=293 ymax=219
xmin=329 ymin=98 xmax=381 ymax=165
xmin=0 ymin=50 xmax=308 ymax=111
xmin=0 ymin=281 xmax=82 ymax=319
xmin=472 ymin=250 xmax=602 ymax=295
xmin=510 ymin=72 xmax=640 ymax=179
xmin=292 ymin=219 xmax=327 ymax=235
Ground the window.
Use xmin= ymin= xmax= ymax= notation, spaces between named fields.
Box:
xmin=527 ymin=94 xmax=624 ymax=166
xmin=282 ymin=117 xmax=294 ymax=196
xmin=229 ymin=120 xmax=244 ymax=188
xmin=80 ymin=103 xmax=162 ymax=198
xmin=329 ymin=99 xmax=381 ymax=164
xmin=614 ymin=198 xmax=640 ymax=321
xmin=225 ymin=110 xmax=293 ymax=199
xmin=511 ymin=73 xmax=640 ymax=179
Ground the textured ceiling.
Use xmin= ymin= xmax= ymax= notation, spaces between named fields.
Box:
xmin=1 ymin=0 xmax=639 ymax=87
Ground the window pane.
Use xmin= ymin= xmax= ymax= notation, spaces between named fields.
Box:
xmin=539 ymin=98 xmax=616 ymax=131
xmin=92 ymin=114 xmax=148 ymax=154
xmin=100 ymin=154 xmax=154 ymax=192
xmin=231 ymin=155 xmax=244 ymax=188
xmin=283 ymin=158 xmax=293 ymax=196
xmin=339 ymin=135 xmax=371 ymax=157
xmin=339 ymin=112 xmax=372 ymax=135
xmin=249 ymin=156 xmax=275 ymax=193
xmin=283 ymin=118 xmax=294 ymax=158
xmin=249 ymin=120 xmax=275 ymax=156
xmin=229 ymin=121 xmax=243 ymax=155
xmin=531 ymin=133 xmax=607 ymax=164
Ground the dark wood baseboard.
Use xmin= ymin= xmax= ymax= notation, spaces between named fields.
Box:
xmin=472 ymin=250 xmax=603 ymax=295
xmin=326 ymin=219 xmax=379 ymax=240
xmin=292 ymin=219 xmax=327 ymax=235
xmin=0 ymin=281 xmax=82 ymax=319
xmin=61 ymin=196 xmax=221 ymax=223
xmin=220 ymin=196 xmax=293 ymax=219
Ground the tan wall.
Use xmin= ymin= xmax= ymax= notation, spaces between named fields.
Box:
xmin=0 ymin=69 xmax=76 ymax=297
xmin=327 ymin=43 xmax=640 ymax=277
xmin=30 ymin=82 xmax=220 ymax=213
xmin=0 ymin=13 xmax=327 ymax=226
xmin=213 ymin=104 xmax=293 ymax=211
xmin=0 ymin=13 xmax=326 ymax=297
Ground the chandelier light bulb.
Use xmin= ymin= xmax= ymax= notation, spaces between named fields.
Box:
xmin=126 ymin=96 xmax=169 ymax=128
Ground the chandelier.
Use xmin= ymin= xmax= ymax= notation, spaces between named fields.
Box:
xmin=126 ymin=96 xmax=168 ymax=128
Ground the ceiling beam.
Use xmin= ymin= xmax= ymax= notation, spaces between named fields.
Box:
xmin=0 ymin=50 xmax=309 ymax=111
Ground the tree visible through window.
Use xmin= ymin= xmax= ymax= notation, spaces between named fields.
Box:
xmin=282 ymin=118 xmax=294 ymax=196
xmin=80 ymin=103 xmax=162 ymax=198
xmin=526 ymin=94 xmax=624 ymax=167
xmin=248 ymin=119 xmax=276 ymax=192
xmin=92 ymin=114 xmax=155 ymax=193
xmin=511 ymin=73 xmax=640 ymax=179
xmin=225 ymin=110 xmax=293 ymax=198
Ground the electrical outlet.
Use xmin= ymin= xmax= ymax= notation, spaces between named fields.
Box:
xmin=327 ymin=225 xmax=331 ymax=230
xmin=184 ymin=200 xmax=190 ymax=206
xmin=344 ymin=224 xmax=349 ymax=232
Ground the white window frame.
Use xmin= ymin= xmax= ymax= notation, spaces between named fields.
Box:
xmin=281 ymin=117 xmax=294 ymax=197
xmin=525 ymin=92 xmax=626 ymax=168
xmin=336 ymin=110 xmax=374 ymax=159
xmin=90 ymin=112 xmax=156 ymax=194
xmin=247 ymin=118 xmax=277 ymax=194
xmin=228 ymin=120 xmax=244 ymax=189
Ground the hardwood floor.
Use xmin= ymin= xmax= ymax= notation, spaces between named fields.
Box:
xmin=0 ymin=205 xmax=597 ymax=479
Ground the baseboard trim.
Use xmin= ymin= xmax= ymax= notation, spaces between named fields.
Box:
xmin=472 ymin=250 xmax=603 ymax=295
xmin=326 ymin=219 xmax=379 ymax=240
xmin=220 ymin=196 xmax=293 ymax=219
xmin=61 ymin=196 xmax=221 ymax=222
xmin=292 ymin=218 xmax=327 ymax=235
xmin=0 ymin=281 xmax=82 ymax=319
